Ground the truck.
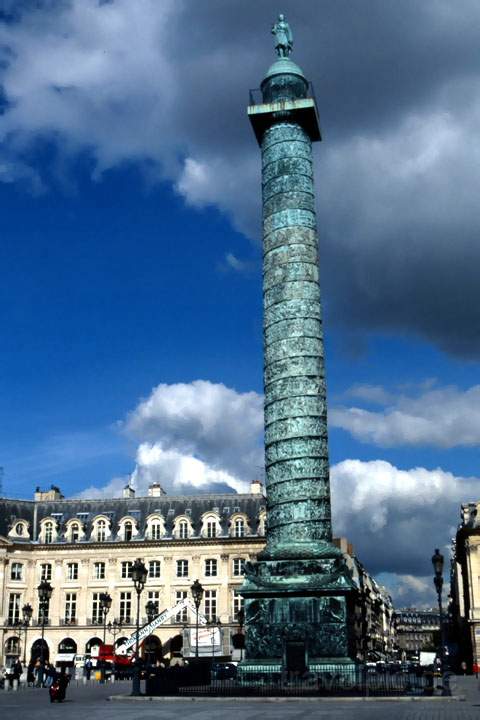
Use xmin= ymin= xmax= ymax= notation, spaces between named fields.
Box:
xmin=97 ymin=596 xmax=209 ymax=675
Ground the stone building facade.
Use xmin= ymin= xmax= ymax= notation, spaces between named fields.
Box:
xmin=394 ymin=609 xmax=440 ymax=660
xmin=0 ymin=482 xmax=266 ymax=666
xmin=451 ymin=501 xmax=480 ymax=668
xmin=335 ymin=538 xmax=396 ymax=662
xmin=0 ymin=482 xmax=396 ymax=667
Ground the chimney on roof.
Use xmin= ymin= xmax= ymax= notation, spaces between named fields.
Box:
xmin=148 ymin=482 xmax=166 ymax=497
xmin=250 ymin=479 xmax=264 ymax=495
xmin=123 ymin=484 xmax=135 ymax=499
xmin=34 ymin=485 xmax=64 ymax=502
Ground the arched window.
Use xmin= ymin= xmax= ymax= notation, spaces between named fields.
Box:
xmin=58 ymin=638 xmax=77 ymax=654
xmin=97 ymin=520 xmax=106 ymax=542
xmin=15 ymin=523 xmax=24 ymax=536
xmin=5 ymin=636 xmax=21 ymax=656
xmin=44 ymin=521 xmax=53 ymax=544
xmin=85 ymin=637 xmax=102 ymax=654
xmin=31 ymin=638 xmax=49 ymax=662
xmin=71 ymin=523 xmax=80 ymax=542
xmin=124 ymin=522 xmax=133 ymax=541
xmin=234 ymin=518 xmax=245 ymax=538
xmin=178 ymin=521 xmax=189 ymax=539
xmin=206 ymin=520 xmax=216 ymax=538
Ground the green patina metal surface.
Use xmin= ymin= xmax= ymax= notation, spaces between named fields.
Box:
xmin=239 ymin=17 xmax=355 ymax=675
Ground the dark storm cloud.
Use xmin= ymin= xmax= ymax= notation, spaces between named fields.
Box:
xmin=1 ymin=0 xmax=480 ymax=356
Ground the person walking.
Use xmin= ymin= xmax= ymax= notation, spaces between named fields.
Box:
xmin=27 ymin=661 xmax=35 ymax=687
xmin=12 ymin=659 xmax=23 ymax=685
xmin=84 ymin=658 xmax=92 ymax=681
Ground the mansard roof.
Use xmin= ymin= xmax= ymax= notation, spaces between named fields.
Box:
xmin=0 ymin=492 xmax=266 ymax=541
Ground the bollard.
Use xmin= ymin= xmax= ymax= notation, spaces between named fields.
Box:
xmin=82 ymin=675 xmax=87 ymax=685
xmin=12 ymin=679 xmax=18 ymax=692
xmin=3 ymin=679 xmax=9 ymax=692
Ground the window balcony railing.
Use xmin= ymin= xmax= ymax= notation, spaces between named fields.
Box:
xmin=34 ymin=618 xmax=51 ymax=626
xmin=60 ymin=618 xmax=78 ymax=626
xmin=86 ymin=617 xmax=104 ymax=626
xmin=118 ymin=617 xmax=132 ymax=625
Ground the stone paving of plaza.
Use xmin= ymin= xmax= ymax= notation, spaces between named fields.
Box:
xmin=1 ymin=677 xmax=480 ymax=719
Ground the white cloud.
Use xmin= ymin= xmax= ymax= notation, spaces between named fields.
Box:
xmin=331 ymin=458 xmax=472 ymax=577
xmin=331 ymin=383 xmax=480 ymax=448
xmin=122 ymin=379 xmax=263 ymax=495
xmin=130 ymin=443 xmax=247 ymax=495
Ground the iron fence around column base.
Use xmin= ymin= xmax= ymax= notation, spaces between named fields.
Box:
xmin=145 ymin=665 xmax=435 ymax=697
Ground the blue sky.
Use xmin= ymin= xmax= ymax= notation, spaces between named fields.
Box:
xmin=2 ymin=0 xmax=480 ymax=605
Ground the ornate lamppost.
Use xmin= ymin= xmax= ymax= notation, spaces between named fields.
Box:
xmin=131 ymin=558 xmax=148 ymax=696
xmin=21 ymin=603 xmax=33 ymax=665
xmin=37 ymin=579 xmax=53 ymax=687
xmin=99 ymin=592 xmax=112 ymax=683
xmin=108 ymin=618 xmax=123 ymax=647
xmin=237 ymin=607 xmax=245 ymax=662
xmin=432 ymin=548 xmax=450 ymax=696
xmin=190 ymin=579 xmax=204 ymax=659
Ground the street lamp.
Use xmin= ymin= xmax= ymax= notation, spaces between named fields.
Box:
xmin=37 ymin=579 xmax=53 ymax=687
xmin=131 ymin=558 xmax=148 ymax=696
xmin=108 ymin=619 xmax=123 ymax=648
xmin=21 ymin=603 xmax=33 ymax=666
xmin=432 ymin=548 xmax=450 ymax=696
xmin=190 ymin=579 xmax=204 ymax=659
xmin=99 ymin=592 xmax=112 ymax=683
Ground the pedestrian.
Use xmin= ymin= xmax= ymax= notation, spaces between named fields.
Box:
xmin=12 ymin=659 xmax=22 ymax=684
xmin=473 ymin=661 xmax=479 ymax=679
xmin=461 ymin=660 xmax=467 ymax=676
xmin=27 ymin=661 xmax=35 ymax=687
xmin=34 ymin=658 xmax=42 ymax=687
xmin=45 ymin=662 xmax=57 ymax=688
xmin=84 ymin=658 xmax=92 ymax=680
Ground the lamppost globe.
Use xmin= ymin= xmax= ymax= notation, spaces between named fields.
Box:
xmin=22 ymin=603 xmax=33 ymax=624
xmin=191 ymin=579 xmax=204 ymax=609
xmin=132 ymin=558 xmax=148 ymax=591
xmin=37 ymin=579 xmax=53 ymax=603
xmin=432 ymin=548 xmax=444 ymax=575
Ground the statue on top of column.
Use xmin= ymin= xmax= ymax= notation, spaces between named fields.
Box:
xmin=271 ymin=14 xmax=293 ymax=58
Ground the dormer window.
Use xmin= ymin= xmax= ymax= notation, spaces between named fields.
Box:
xmin=97 ymin=520 xmax=106 ymax=542
xmin=44 ymin=521 xmax=54 ymax=544
xmin=71 ymin=523 xmax=80 ymax=542
xmin=179 ymin=521 xmax=188 ymax=539
xmin=145 ymin=514 xmax=165 ymax=541
xmin=201 ymin=513 xmax=220 ymax=539
xmin=15 ymin=523 xmax=24 ymax=536
xmin=151 ymin=522 xmax=161 ymax=540
xmin=234 ymin=518 xmax=245 ymax=538
xmin=124 ymin=522 xmax=133 ymax=542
